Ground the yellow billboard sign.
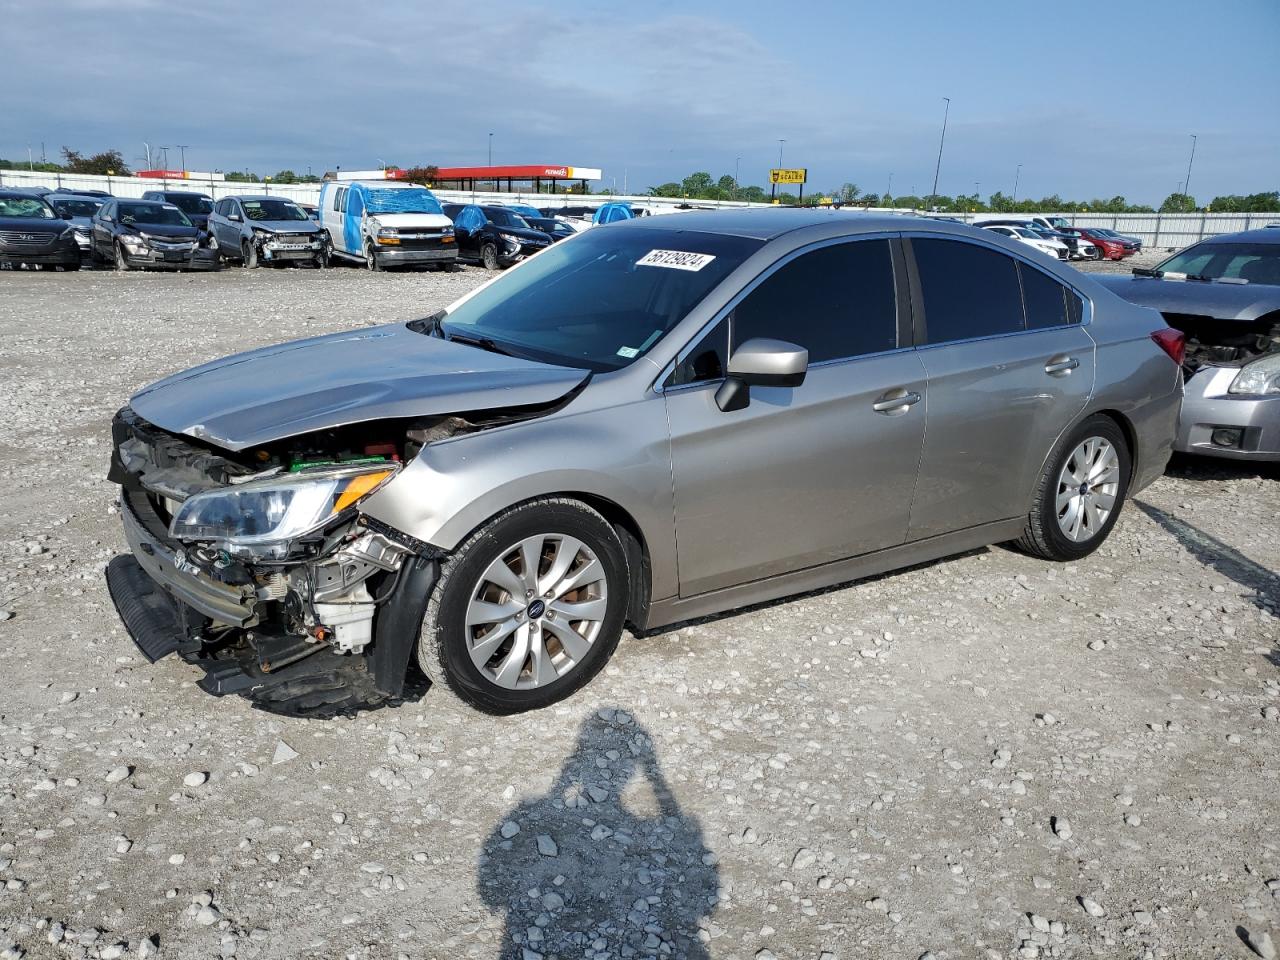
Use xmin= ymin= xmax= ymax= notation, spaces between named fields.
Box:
xmin=769 ymin=168 xmax=807 ymax=185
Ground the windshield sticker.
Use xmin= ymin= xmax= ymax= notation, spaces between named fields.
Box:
xmin=636 ymin=249 xmax=716 ymax=271
xmin=616 ymin=346 xmax=640 ymax=359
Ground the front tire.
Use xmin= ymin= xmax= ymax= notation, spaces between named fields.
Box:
xmin=418 ymin=498 xmax=629 ymax=714
xmin=1013 ymin=414 xmax=1130 ymax=561
xmin=365 ymin=242 xmax=382 ymax=271
xmin=241 ymin=239 xmax=258 ymax=269
xmin=113 ymin=241 xmax=131 ymax=272
xmin=481 ymin=242 xmax=499 ymax=271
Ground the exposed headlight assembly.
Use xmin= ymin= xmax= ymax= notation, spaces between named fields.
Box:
xmin=169 ymin=463 xmax=400 ymax=558
xmin=120 ymin=232 xmax=149 ymax=249
xmin=1229 ymin=352 xmax=1280 ymax=396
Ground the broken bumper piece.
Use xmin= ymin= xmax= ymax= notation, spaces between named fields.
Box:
xmin=105 ymin=553 xmax=425 ymax=717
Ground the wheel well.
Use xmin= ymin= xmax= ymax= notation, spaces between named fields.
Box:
xmin=570 ymin=493 xmax=652 ymax=629
xmin=1091 ymin=408 xmax=1140 ymax=485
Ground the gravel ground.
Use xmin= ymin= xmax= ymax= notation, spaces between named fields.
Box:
xmin=1 ymin=257 xmax=1277 ymax=960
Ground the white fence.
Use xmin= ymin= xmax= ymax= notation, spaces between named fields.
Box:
xmin=3 ymin=169 xmax=1275 ymax=247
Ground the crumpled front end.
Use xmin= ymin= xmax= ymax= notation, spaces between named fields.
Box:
xmin=104 ymin=406 xmax=440 ymax=715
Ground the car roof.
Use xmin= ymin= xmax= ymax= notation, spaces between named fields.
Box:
xmin=119 ymin=198 xmax=171 ymax=206
xmin=0 ymin=189 xmax=52 ymax=200
xmin=147 ymin=190 xmax=210 ymax=198
xmin=230 ymin=194 xmax=295 ymax=203
xmin=48 ymin=193 xmax=104 ymax=201
xmin=1201 ymin=228 xmax=1280 ymax=245
xmin=608 ymin=208 xmax=966 ymax=241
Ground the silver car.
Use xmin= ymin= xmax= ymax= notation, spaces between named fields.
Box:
xmin=206 ymin=195 xmax=329 ymax=268
xmin=1095 ymin=228 xmax=1280 ymax=461
xmin=105 ymin=211 xmax=1181 ymax=716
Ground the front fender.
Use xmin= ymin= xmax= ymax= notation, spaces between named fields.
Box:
xmin=360 ymin=397 xmax=678 ymax=602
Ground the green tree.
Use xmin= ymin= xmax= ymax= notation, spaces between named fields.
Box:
xmin=272 ymin=170 xmax=298 ymax=184
xmin=60 ymin=147 xmax=130 ymax=175
xmin=403 ymin=165 xmax=439 ymax=185
xmin=837 ymin=182 xmax=860 ymax=203
xmin=224 ymin=170 xmax=260 ymax=183
xmin=647 ymin=182 xmax=682 ymax=198
xmin=1159 ymin=192 xmax=1196 ymax=213
xmin=681 ymin=171 xmax=714 ymax=197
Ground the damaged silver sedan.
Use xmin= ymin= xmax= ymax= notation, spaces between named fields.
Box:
xmin=1096 ymin=228 xmax=1280 ymax=461
xmin=107 ymin=211 xmax=1182 ymax=716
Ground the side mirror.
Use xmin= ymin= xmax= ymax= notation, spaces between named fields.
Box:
xmin=63 ymin=212 xmax=74 ymax=220
xmin=715 ymin=338 xmax=808 ymax=412
xmin=228 ymin=213 xmax=241 ymax=222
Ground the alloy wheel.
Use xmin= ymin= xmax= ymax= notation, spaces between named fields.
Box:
xmin=463 ymin=533 xmax=609 ymax=690
xmin=1055 ymin=437 xmax=1120 ymax=542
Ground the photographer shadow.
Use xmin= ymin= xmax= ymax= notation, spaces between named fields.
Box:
xmin=478 ymin=708 xmax=718 ymax=959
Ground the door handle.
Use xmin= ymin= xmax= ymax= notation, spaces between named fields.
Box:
xmin=872 ymin=389 xmax=922 ymax=414
xmin=1044 ymin=355 xmax=1080 ymax=375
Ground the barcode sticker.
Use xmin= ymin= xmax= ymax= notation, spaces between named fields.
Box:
xmin=636 ymin=249 xmax=716 ymax=271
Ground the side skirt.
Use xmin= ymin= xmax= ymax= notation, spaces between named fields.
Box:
xmin=642 ymin=518 xmax=1024 ymax=630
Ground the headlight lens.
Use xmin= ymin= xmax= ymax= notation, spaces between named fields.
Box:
xmin=169 ymin=463 xmax=399 ymax=553
xmin=377 ymin=227 xmax=399 ymax=238
xmin=1229 ymin=353 xmax=1280 ymax=396
xmin=120 ymin=233 xmax=149 ymax=249
xmin=441 ymin=226 xmax=454 ymax=236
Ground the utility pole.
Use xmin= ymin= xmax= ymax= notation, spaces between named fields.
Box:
xmin=1183 ymin=134 xmax=1197 ymax=204
xmin=1012 ymin=163 xmax=1021 ymax=205
xmin=734 ymin=156 xmax=741 ymax=202
xmin=886 ymin=172 xmax=893 ymax=203
xmin=27 ymin=145 xmax=33 ymax=171
xmin=177 ymin=144 xmax=189 ymax=171
xmin=143 ymin=142 xmax=152 ymax=169
xmin=777 ymin=139 xmax=786 ymax=167
xmin=488 ymin=132 xmax=493 ymax=167
xmin=929 ymin=97 xmax=950 ymax=206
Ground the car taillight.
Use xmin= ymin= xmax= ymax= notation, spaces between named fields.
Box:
xmin=1150 ymin=327 xmax=1186 ymax=366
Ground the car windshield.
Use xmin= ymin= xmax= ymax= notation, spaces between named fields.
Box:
xmin=0 ymin=196 xmax=58 ymax=219
xmin=486 ymin=208 xmax=530 ymax=228
xmin=50 ymin=198 xmax=102 ymax=217
xmin=119 ymin=202 xmax=192 ymax=227
xmin=438 ymin=228 xmax=762 ymax=372
xmin=365 ymin=187 xmax=443 ymax=216
xmin=163 ymin=194 xmax=213 ymax=214
xmin=241 ymin=199 xmax=309 ymax=222
xmin=1013 ymin=228 xmax=1037 ymax=238
xmin=506 ymin=204 xmax=542 ymax=219
xmin=1154 ymin=242 xmax=1280 ymax=284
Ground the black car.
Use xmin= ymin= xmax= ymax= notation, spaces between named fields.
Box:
xmin=140 ymin=190 xmax=214 ymax=230
xmin=91 ymin=198 xmax=220 ymax=271
xmin=442 ymin=203 xmax=553 ymax=269
xmin=0 ymin=190 xmax=82 ymax=270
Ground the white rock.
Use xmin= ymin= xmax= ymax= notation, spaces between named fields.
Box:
xmin=500 ymin=821 xmax=520 ymax=839
xmin=273 ymin=740 xmax=299 ymax=764
xmin=183 ymin=771 xmax=207 ymax=788
xmin=105 ymin=766 xmax=131 ymax=784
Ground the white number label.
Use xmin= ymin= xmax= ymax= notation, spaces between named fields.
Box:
xmin=636 ymin=249 xmax=716 ymax=271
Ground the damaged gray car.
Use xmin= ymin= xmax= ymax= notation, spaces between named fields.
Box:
xmin=106 ymin=211 xmax=1181 ymax=716
xmin=1095 ymin=228 xmax=1280 ymax=461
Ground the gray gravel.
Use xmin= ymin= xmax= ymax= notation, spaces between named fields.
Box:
xmin=0 ymin=259 xmax=1278 ymax=959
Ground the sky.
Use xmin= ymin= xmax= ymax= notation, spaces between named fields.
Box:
xmin=3 ymin=0 xmax=1278 ymax=205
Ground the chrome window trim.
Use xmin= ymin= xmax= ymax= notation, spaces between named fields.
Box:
xmin=652 ymin=231 xmax=902 ymax=394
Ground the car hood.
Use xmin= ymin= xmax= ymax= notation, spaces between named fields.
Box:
xmin=127 ymin=223 xmax=200 ymax=241
xmin=499 ymin=226 xmax=553 ymax=242
xmin=1093 ymin=275 xmax=1280 ymax=323
xmin=129 ymin=322 xmax=590 ymax=451
xmin=0 ymin=216 xmax=68 ymax=232
xmin=249 ymin=219 xmax=323 ymax=234
xmin=368 ymin=212 xmax=453 ymax=230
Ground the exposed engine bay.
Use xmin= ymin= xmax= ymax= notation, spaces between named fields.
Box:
xmin=1163 ymin=312 xmax=1280 ymax=375
xmin=106 ymin=401 xmax=548 ymax=714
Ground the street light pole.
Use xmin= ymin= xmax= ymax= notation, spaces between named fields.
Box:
xmin=1183 ymin=134 xmax=1197 ymax=204
xmin=734 ymin=156 xmax=741 ymax=202
xmin=778 ymin=140 xmax=785 ymax=167
xmin=1012 ymin=163 xmax=1021 ymax=205
xmin=176 ymin=144 xmax=189 ymax=171
xmin=488 ymin=132 xmax=493 ymax=167
xmin=929 ymin=97 xmax=950 ymax=205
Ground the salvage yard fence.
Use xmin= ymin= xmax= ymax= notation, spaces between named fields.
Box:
xmin=3 ymin=169 xmax=1275 ymax=250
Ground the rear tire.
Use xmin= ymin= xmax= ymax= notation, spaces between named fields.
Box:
xmin=418 ymin=498 xmax=629 ymax=714
xmin=1013 ymin=414 xmax=1130 ymax=562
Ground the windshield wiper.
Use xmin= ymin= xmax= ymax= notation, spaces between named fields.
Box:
xmin=445 ymin=330 xmax=523 ymax=358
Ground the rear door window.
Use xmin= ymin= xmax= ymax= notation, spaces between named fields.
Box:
xmin=912 ymin=238 xmax=1024 ymax=343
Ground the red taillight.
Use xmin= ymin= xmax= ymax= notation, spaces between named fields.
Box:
xmin=1150 ymin=327 xmax=1186 ymax=366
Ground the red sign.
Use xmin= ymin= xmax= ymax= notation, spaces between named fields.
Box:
xmin=433 ymin=164 xmax=584 ymax=181
xmin=138 ymin=169 xmax=187 ymax=179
